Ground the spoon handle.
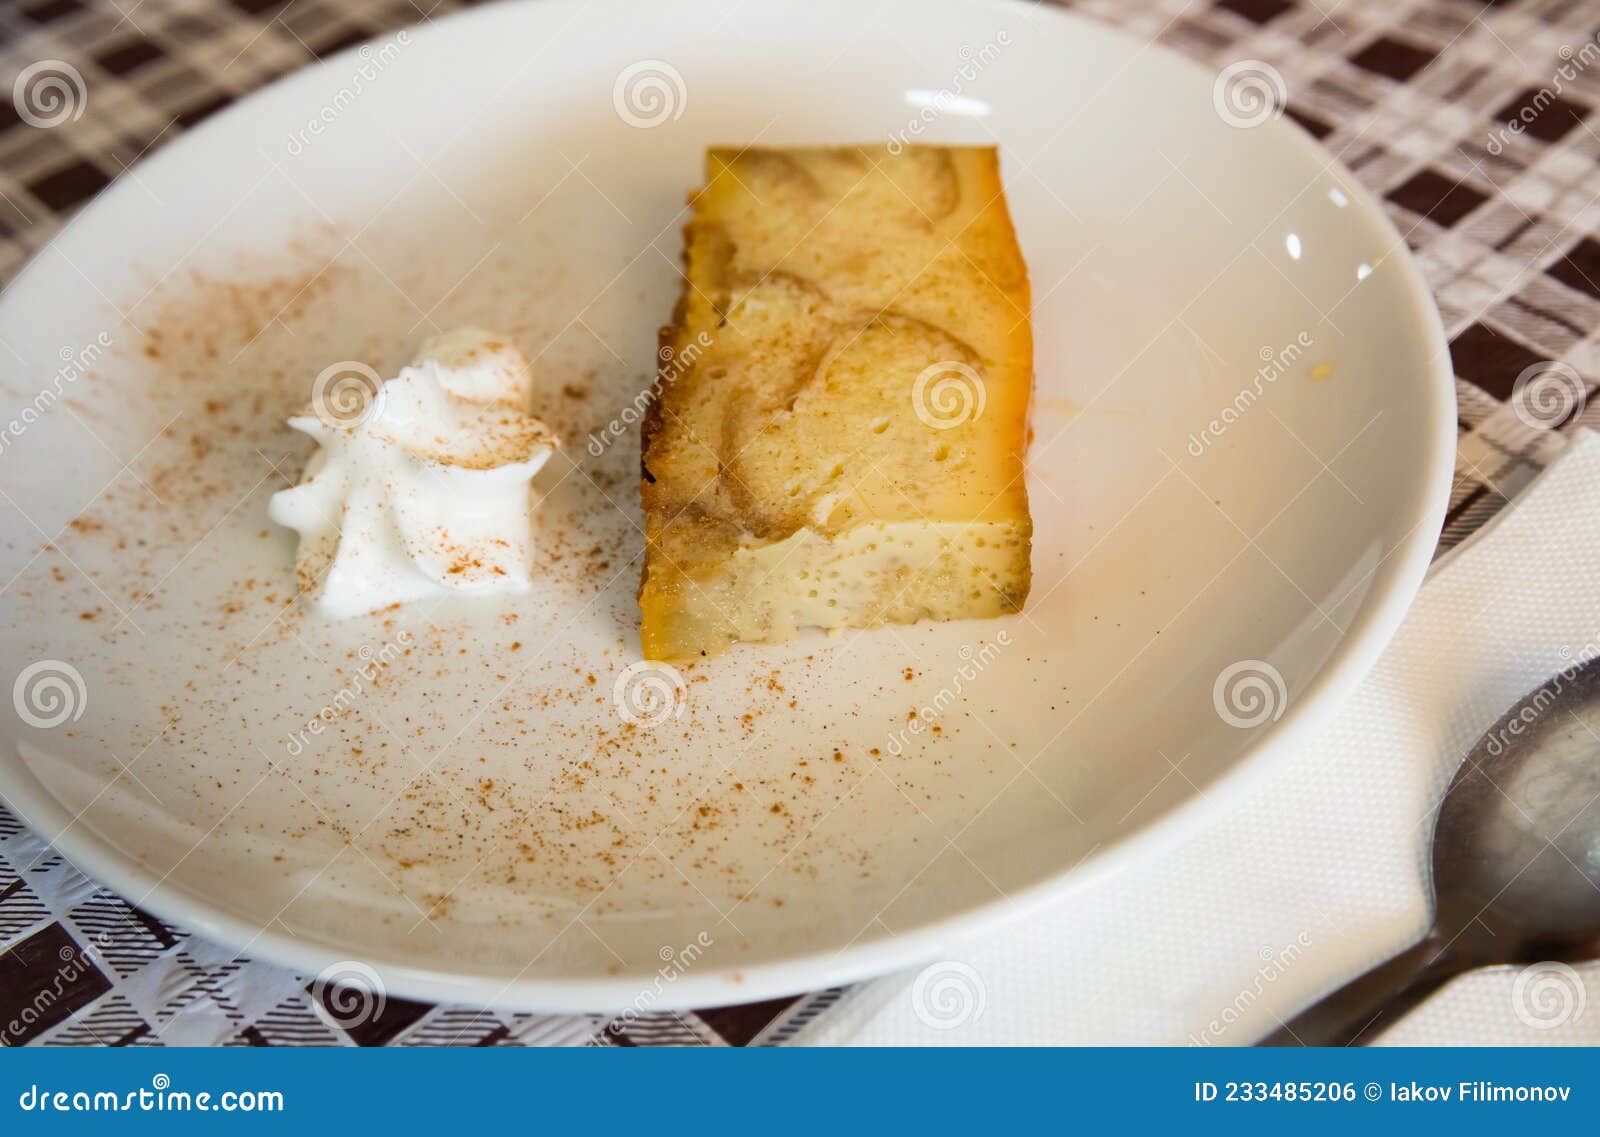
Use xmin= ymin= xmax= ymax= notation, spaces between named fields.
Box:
xmin=1258 ymin=931 xmax=1463 ymax=1046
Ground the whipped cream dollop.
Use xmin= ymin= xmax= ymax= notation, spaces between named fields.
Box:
xmin=269 ymin=328 xmax=559 ymax=619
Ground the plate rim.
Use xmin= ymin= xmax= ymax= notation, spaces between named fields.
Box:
xmin=0 ymin=0 xmax=1456 ymax=1012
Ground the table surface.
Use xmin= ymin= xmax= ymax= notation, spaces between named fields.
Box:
xmin=0 ymin=0 xmax=1597 ymax=1046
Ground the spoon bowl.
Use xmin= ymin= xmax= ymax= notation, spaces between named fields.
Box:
xmin=1435 ymin=663 xmax=1600 ymax=952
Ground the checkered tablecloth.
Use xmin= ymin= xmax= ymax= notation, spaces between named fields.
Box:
xmin=1 ymin=0 xmax=1597 ymax=1047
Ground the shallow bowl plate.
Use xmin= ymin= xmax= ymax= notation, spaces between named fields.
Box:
xmin=0 ymin=0 xmax=1453 ymax=1009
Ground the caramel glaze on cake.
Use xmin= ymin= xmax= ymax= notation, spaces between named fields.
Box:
xmin=639 ymin=145 xmax=1033 ymax=660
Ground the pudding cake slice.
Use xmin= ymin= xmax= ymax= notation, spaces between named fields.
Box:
xmin=639 ymin=145 xmax=1033 ymax=660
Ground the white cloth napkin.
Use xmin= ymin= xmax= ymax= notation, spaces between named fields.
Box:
xmin=806 ymin=430 xmax=1600 ymax=1046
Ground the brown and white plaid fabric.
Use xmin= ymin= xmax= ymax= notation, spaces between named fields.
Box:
xmin=0 ymin=0 xmax=1596 ymax=1046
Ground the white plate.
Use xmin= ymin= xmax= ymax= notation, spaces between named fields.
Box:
xmin=0 ymin=0 xmax=1453 ymax=1010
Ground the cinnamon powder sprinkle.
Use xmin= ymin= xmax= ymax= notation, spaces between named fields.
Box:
xmin=5 ymin=230 xmax=1035 ymax=960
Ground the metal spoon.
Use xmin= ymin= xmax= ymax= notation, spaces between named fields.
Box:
xmin=1262 ymin=655 xmax=1600 ymax=1046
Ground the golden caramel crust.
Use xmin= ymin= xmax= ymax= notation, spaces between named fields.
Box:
xmin=639 ymin=145 xmax=1033 ymax=659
